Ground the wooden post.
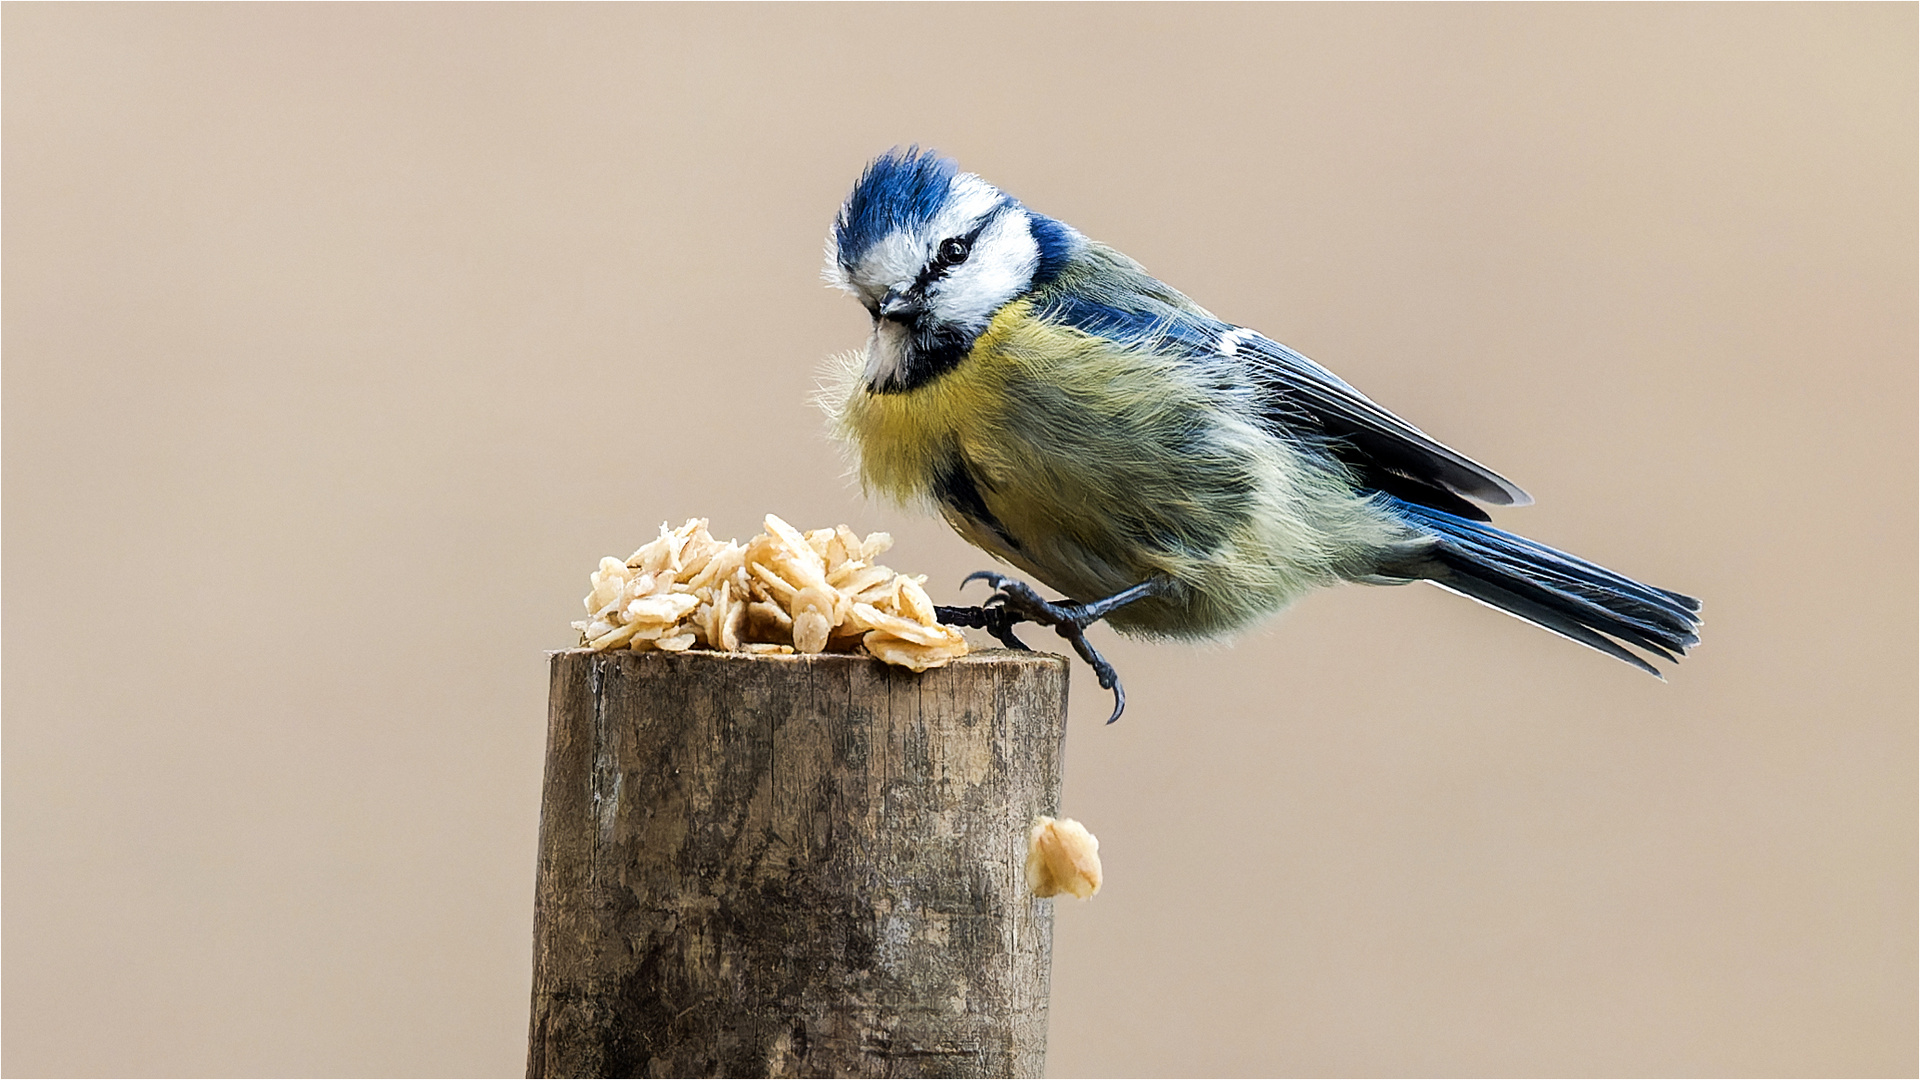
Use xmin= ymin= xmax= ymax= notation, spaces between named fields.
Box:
xmin=527 ymin=647 xmax=1071 ymax=1079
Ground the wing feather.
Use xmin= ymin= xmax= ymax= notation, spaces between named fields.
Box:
xmin=1234 ymin=331 xmax=1532 ymax=508
xmin=1028 ymin=244 xmax=1530 ymax=513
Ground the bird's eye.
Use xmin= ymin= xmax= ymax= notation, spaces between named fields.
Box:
xmin=937 ymin=237 xmax=971 ymax=266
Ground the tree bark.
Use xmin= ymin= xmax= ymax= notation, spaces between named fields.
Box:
xmin=527 ymin=647 xmax=1071 ymax=1079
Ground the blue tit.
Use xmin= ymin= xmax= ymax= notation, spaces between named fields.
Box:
xmin=821 ymin=147 xmax=1701 ymax=721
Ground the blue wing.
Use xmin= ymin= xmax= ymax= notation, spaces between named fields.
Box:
xmin=1229 ymin=329 xmax=1532 ymax=512
xmin=1030 ymin=278 xmax=1532 ymax=521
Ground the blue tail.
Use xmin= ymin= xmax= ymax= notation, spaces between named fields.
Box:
xmin=1384 ymin=497 xmax=1702 ymax=676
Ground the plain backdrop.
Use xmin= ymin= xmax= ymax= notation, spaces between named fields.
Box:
xmin=5 ymin=5 xmax=1914 ymax=1077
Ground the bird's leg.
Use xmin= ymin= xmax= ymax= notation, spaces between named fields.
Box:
xmin=935 ymin=574 xmax=1169 ymax=724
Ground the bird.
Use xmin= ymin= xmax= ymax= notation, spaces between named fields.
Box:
xmin=820 ymin=147 xmax=1701 ymax=721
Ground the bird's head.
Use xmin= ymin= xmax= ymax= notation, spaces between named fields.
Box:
xmin=826 ymin=148 xmax=1076 ymax=392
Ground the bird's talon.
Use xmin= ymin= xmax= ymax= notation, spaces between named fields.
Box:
xmin=945 ymin=571 xmax=1167 ymax=724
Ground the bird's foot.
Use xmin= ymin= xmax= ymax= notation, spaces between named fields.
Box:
xmin=935 ymin=574 xmax=1165 ymax=724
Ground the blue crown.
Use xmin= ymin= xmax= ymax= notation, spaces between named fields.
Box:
xmin=833 ymin=147 xmax=959 ymax=266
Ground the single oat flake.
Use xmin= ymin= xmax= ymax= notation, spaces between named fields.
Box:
xmin=1026 ymin=816 xmax=1103 ymax=899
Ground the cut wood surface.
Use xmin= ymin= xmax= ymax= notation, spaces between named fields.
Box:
xmin=527 ymin=647 xmax=1071 ymax=1079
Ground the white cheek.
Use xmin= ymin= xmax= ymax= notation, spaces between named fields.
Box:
xmin=928 ymin=209 xmax=1039 ymax=329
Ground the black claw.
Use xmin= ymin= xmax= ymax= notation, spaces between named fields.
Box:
xmin=1052 ymin=620 xmax=1129 ymax=723
xmin=961 ymin=570 xmax=1009 ymax=590
xmin=990 ymin=624 xmax=1031 ymax=652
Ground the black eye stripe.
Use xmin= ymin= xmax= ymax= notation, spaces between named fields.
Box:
xmin=916 ymin=224 xmax=989 ymax=290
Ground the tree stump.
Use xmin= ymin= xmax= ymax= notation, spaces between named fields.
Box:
xmin=527 ymin=647 xmax=1071 ymax=1079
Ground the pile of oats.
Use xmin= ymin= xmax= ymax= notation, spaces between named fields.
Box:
xmin=572 ymin=515 xmax=969 ymax=672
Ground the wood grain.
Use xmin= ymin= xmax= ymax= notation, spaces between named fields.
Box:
xmin=527 ymin=648 xmax=1071 ymax=1079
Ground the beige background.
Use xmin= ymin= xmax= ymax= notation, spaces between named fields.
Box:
xmin=5 ymin=4 xmax=1913 ymax=1077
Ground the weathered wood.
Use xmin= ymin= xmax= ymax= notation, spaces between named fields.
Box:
xmin=527 ymin=647 xmax=1071 ymax=1079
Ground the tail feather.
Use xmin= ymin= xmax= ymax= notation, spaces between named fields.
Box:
xmin=1385 ymin=498 xmax=1702 ymax=675
xmin=1434 ymin=526 xmax=1700 ymax=649
xmin=1428 ymin=577 xmax=1669 ymax=676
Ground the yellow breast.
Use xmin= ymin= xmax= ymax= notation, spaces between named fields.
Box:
xmin=831 ymin=300 xmax=1041 ymax=503
xmin=831 ymin=299 xmax=1214 ymax=588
